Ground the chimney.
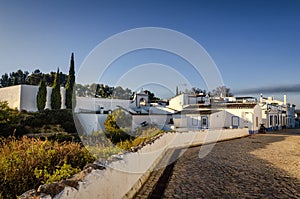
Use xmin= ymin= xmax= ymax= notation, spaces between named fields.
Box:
xmin=284 ymin=95 xmax=287 ymax=105
xmin=260 ymin=93 xmax=263 ymax=103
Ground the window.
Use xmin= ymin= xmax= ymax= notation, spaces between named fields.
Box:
xmin=202 ymin=117 xmax=207 ymax=126
xmin=270 ymin=115 xmax=273 ymax=126
xmin=232 ymin=116 xmax=239 ymax=128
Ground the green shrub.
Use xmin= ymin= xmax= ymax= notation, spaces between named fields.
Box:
xmin=34 ymin=161 xmax=80 ymax=184
xmin=116 ymin=126 xmax=164 ymax=150
xmin=37 ymin=76 xmax=47 ymax=111
xmin=0 ymin=137 xmax=94 ymax=198
xmin=50 ymin=68 xmax=61 ymax=110
xmin=104 ymin=109 xmax=133 ymax=144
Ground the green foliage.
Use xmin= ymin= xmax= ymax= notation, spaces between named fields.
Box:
xmin=36 ymin=76 xmax=47 ymax=111
xmin=144 ymin=90 xmax=160 ymax=102
xmin=0 ymin=68 xmax=69 ymax=88
xmin=51 ymin=68 xmax=61 ymax=110
xmin=0 ymin=137 xmax=95 ymax=198
xmin=0 ymin=69 xmax=29 ymax=87
xmin=0 ymin=105 xmax=78 ymax=140
xmin=0 ymin=101 xmax=20 ymax=137
xmin=112 ymin=86 xmax=132 ymax=99
xmin=28 ymin=69 xmax=43 ymax=85
xmin=65 ymin=53 xmax=76 ymax=109
xmin=104 ymin=109 xmax=132 ymax=143
xmin=75 ymin=83 xmax=133 ymax=99
xmin=34 ymin=161 xmax=80 ymax=184
xmin=117 ymin=125 xmax=163 ymax=150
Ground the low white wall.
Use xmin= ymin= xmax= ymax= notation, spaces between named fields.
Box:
xmin=75 ymin=113 xmax=107 ymax=134
xmin=57 ymin=128 xmax=249 ymax=199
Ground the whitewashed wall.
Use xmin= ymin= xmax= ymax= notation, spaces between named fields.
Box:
xmin=75 ymin=97 xmax=131 ymax=112
xmin=74 ymin=113 xmax=173 ymax=135
xmin=57 ymin=128 xmax=249 ymax=199
xmin=168 ymin=94 xmax=185 ymax=111
xmin=0 ymin=85 xmax=21 ymax=109
xmin=0 ymin=85 xmax=66 ymax=111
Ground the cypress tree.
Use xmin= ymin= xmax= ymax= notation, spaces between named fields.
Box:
xmin=36 ymin=76 xmax=47 ymax=111
xmin=65 ymin=53 xmax=76 ymax=109
xmin=51 ymin=68 xmax=61 ymax=110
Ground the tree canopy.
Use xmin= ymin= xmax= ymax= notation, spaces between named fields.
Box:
xmin=210 ymin=86 xmax=233 ymax=97
xmin=0 ymin=69 xmax=68 ymax=88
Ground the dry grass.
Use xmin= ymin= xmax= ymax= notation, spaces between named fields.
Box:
xmin=0 ymin=136 xmax=95 ymax=198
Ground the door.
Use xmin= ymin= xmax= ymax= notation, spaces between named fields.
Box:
xmin=201 ymin=116 xmax=208 ymax=129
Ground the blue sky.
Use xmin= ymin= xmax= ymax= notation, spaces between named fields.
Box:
xmin=0 ymin=0 xmax=300 ymax=105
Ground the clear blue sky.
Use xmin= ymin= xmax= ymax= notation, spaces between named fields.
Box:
xmin=0 ymin=0 xmax=300 ymax=105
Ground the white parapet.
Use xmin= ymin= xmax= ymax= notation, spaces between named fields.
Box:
xmin=56 ymin=128 xmax=249 ymax=199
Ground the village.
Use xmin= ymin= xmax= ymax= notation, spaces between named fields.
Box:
xmin=0 ymin=83 xmax=298 ymax=136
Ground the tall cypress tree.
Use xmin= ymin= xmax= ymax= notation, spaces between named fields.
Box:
xmin=36 ymin=75 xmax=47 ymax=111
xmin=65 ymin=53 xmax=76 ymax=109
xmin=51 ymin=68 xmax=61 ymax=110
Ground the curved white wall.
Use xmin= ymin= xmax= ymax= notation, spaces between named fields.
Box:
xmin=56 ymin=128 xmax=249 ymax=199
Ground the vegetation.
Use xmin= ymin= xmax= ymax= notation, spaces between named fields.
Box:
xmin=0 ymin=100 xmax=166 ymax=198
xmin=65 ymin=53 xmax=76 ymax=109
xmin=144 ymin=90 xmax=160 ymax=102
xmin=36 ymin=76 xmax=47 ymax=111
xmin=76 ymin=83 xmax=133 ymax=99
xmin=0 ymin=136 xmax=95 ymax=198
xmin=103 ymin=109 xmax=164 ymax=150
xmin=104 ymin=109 xmax=132 ymax=143
xmin=117 ymin=124 xmax=163 ymax=150
xmin=0 ymin=69 xmax=68 ymax=88
xmin=0 ymin=101 xmax=78 ymax=140
xmin=0 ymin=101 xmax=21 ymax=137
xmin=50 ymin=68 xmax=61 ymax=110
xmin=210 ymin=86 xmax=233 ymax=97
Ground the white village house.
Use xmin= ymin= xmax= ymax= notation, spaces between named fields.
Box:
xmin=168 ymin=93 xmax=262 ymax=134
xmin=259 ymin=94 xmax=296 ymax=130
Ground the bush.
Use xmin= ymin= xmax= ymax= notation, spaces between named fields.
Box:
xmin=104 ymin=109 xmax=133 ymax=144
xmin=0 ymin=137 xmax=94 ymax=198
xmin=117 ymin=126 xmax=164 ymax=150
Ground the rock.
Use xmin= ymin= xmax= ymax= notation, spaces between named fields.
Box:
xmin=53 ymin=186 xmax=77 ymax=199
xmin=83 ymin=163 xmax=105 ymax=171
xmin=38 ymin=182 xmax=66 ymax=197
xmin=18 ymin=189 xmax=37 ymax=199
xmin=19 ymin=189 xmax=52 ymax=199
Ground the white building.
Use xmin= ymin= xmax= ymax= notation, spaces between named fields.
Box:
xmin=173 ymin=102 xmax=262 ymax=134
xmin=259 ymin=94 xmax=296 ymax=130
xmin=0 ymin=84 xmax=66 ymax=112
xmin=168 ymin=93 xmax=209 ymax=111
xmin=75 ymin=90 xmax=175 ymax=134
